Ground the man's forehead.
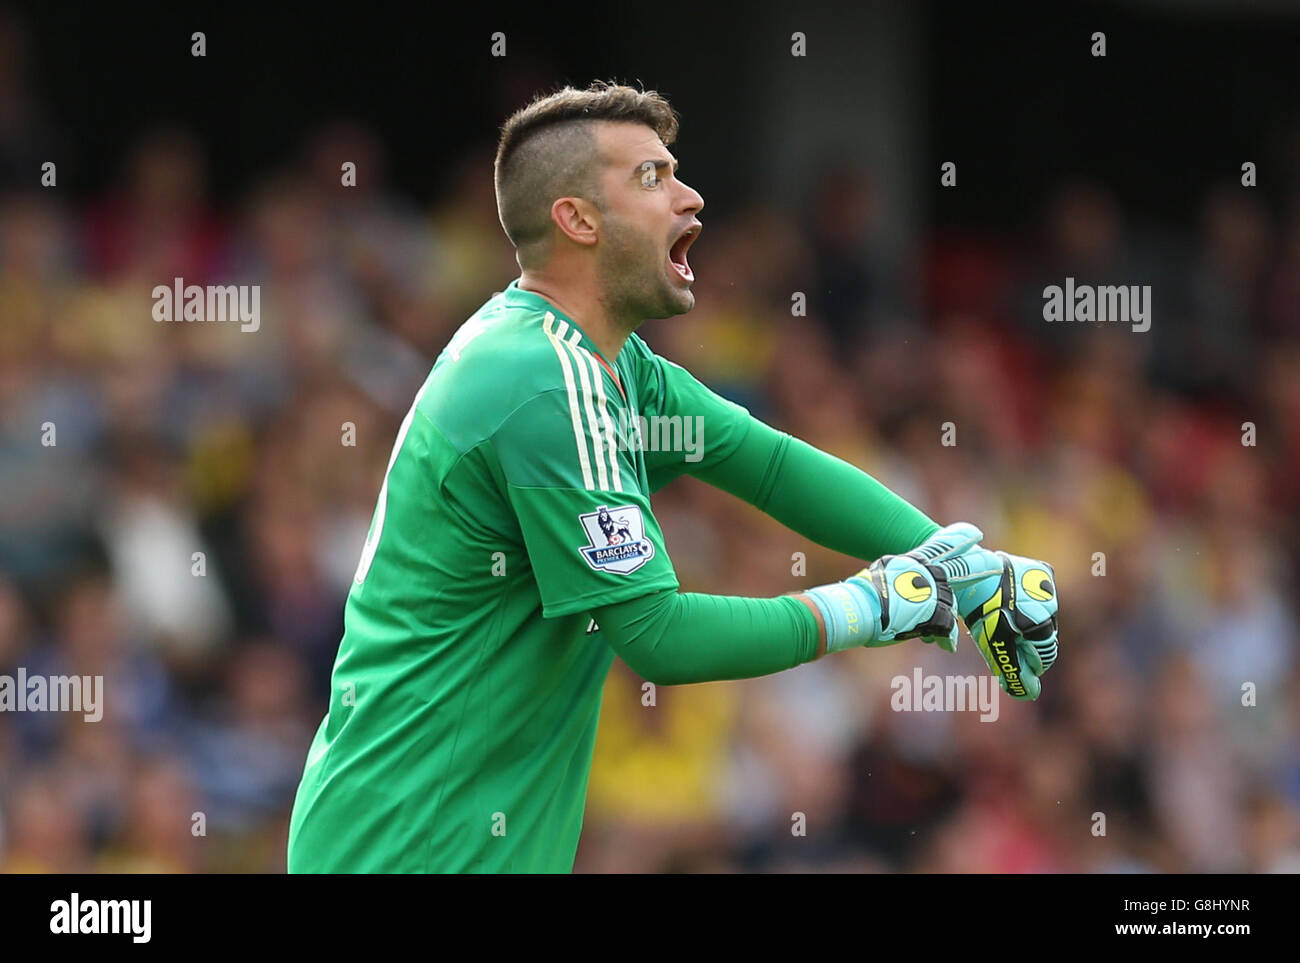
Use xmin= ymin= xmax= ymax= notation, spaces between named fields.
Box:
xmin=595 ymin=121 xmax=672 ymax=165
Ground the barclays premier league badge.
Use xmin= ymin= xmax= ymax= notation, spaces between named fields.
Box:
xmin=577 ymin=505 xmax=654 ymax=574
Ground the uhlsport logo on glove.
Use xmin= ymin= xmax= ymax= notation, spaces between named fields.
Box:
xmin=968 ymin=565 xmax=1030 ymax=699
xmin=1020 ymin=567 xmax=1055 ymax=602
xmin=577 ymin=505 xmax=655 ymax=574
xmin=893 ymin=571 xmax=933 ymax=603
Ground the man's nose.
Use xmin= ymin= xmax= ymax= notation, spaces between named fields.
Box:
xmin=677 ymin=179 xmax=704 ymax=216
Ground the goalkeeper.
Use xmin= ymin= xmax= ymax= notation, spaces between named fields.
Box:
xmin=286 ymin=82 xmax=1059 ymax=874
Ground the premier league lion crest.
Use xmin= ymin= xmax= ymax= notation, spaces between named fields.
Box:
xmin=577 ymin=504 xmax=655 ymax=574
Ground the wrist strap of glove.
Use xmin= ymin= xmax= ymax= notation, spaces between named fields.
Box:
xmin=802 ymin=578 xmax=881 ymax=654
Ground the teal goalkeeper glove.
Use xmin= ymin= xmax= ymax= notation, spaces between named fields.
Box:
xmin=932 ymin=548 xmax=1060 ymax=701
xmin=803 ymin=523 xmax=984 ymax=654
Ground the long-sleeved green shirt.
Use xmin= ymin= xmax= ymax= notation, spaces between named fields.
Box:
xmin=288 ymin=279 xmax=936 ymax=874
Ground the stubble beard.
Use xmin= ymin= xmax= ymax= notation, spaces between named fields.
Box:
xmin=597 ymin=214 xmax=694 ymax=332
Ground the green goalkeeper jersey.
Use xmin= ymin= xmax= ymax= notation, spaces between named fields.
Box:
xmin=287 ymin=279 xmax=753 ymax=873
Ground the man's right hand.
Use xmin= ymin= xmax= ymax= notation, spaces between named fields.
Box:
xmin=802 ymin=523 xmax=985 ymax=655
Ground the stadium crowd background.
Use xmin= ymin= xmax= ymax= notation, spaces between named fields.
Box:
xmin=1 ymin=6 xmax=1299 ymax=873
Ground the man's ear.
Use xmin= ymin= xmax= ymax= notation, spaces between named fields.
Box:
xmin=551 ymin=197 xmax=599 ymax=247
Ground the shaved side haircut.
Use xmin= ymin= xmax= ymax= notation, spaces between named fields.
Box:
xmin=494 ymin=81 xmax=679 ymax=268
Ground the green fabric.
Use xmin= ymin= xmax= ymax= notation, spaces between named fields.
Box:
xmin=289 ymin=280 xmax=717 ymax=873
xmin=618 ymin=334 xmax=937 ymax=559
xmin=694 ymin=418 xmax=941 ymax=561
xmin=592 ymin=590 xmax=818 ymax=685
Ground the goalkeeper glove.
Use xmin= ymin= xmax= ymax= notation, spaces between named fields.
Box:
xmin=802 ymin=523 xmax=984 ymax=654
xmin=933 ymin=548 xmax=1060 ymax=700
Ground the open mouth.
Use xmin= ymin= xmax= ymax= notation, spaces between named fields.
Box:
xmin=668 ymin=223 xmax=700 ymax=282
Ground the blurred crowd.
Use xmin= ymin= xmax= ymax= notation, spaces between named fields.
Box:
xmin=1 ymin=32 xmax=1298 ymax=873
xmin=580 ymin=166 xmax=1300 ymax=873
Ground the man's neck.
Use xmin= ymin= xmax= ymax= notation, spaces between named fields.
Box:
xmin=517 ymin=271 xmax=630 ymax=363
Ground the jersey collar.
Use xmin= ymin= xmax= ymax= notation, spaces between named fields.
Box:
xmin=503 ymin=279 xmax=585 ymax=336
xmin=503 ymin=279 xmax=626 ymax=401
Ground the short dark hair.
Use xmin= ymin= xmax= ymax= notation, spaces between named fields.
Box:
xmin=494 ymin=81 xmax=679 ymax=265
